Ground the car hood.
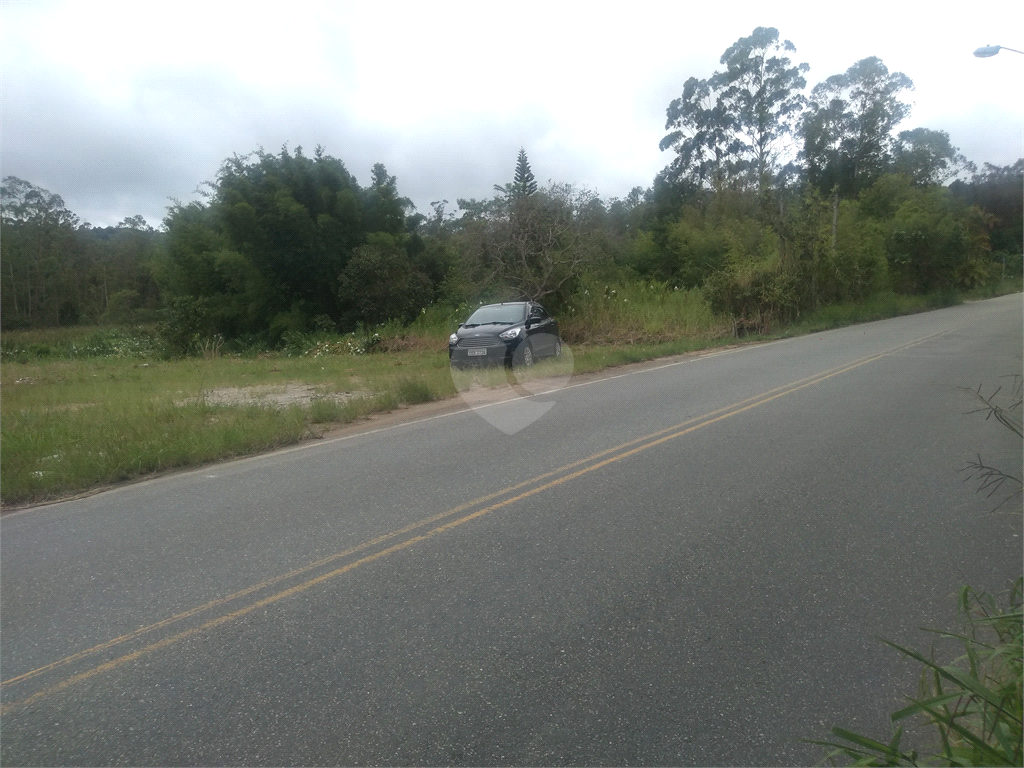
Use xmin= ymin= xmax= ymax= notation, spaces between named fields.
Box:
xmin=454 ymin=323 xmax=521 ymax=340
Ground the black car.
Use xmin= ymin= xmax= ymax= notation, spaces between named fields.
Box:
xmin=449 ymin=301 xmax=561 ymax=368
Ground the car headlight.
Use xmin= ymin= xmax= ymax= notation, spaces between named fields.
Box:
xmin=449 ymin=333 xmax=458 ymax=345
xmin=499 ymin=326 xmax=522 ymax=340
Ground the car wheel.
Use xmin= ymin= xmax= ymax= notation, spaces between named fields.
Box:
xmin=553 ymin=338 xmax=562 ymax=358
xmin=519 ymin=342 xmax=534 ymax=368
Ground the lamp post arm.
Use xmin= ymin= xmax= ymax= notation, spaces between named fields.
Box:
xmin=974 ymin=44 xmax=1024 ymax=57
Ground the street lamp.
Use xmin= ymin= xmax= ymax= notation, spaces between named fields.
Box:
xmin=974 ymin=44 xmax=1024 ymax=57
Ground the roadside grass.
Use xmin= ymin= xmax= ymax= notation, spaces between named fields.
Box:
xmin=0 ymin=347 xmax=457 ymax=506
xmin=808 ymin=579 xmax=1023 ymax=767
xmin=2 ymin=399 xmax=310 ymax=503
xmin=561 ymin=281 xmax=727 ymax=345
xmin=962 ymin=276 xmax=1024 ymax=301
xmin=786 ymin=291 xmax=961 ymax=335
xmin=787 ymin=280 xmax=1022 ymax=336
xmin=2 ymin=283 xmax=1020 ymax=507
xmin=0 ymin=324 xmax=161 ymax=363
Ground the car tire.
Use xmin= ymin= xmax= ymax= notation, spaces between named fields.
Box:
xmin=518 ymin=342 xmax=534 ymax=368
xmin=553 ymin=338 xmax=562 ymax=358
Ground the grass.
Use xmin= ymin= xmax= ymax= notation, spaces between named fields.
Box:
xmin=561 ymin=281 xmax=727 ymax=345
xmin=2 ymin=282 xmax=1020 ymax=508
xmin=0 ymin=344 xmax=457 ymax=506
xmin=788 ymin=280 xmax=1023 ymax=336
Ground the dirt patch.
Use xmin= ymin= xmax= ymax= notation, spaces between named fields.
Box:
xmin=180 ymin=384 xmax=369 ymax=409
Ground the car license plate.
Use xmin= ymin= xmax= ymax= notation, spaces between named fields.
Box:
xmin=468 ymin=348 xmax=487 ymax=357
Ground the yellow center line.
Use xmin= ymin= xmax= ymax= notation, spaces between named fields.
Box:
xmin=2 ymin=347 xmax=871 ymax=690
xmin=1 ymin=332 xmax=942 ymax=713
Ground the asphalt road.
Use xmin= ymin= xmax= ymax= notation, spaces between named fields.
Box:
xmin=2 ymin=295 xmax=1022 ymax=766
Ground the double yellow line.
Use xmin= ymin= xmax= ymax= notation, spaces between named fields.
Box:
xmin=0 ymin=334 xmax=939 ymax=713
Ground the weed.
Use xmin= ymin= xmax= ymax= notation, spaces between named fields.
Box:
xmin=0 ymin=326 xmax=160 ymax=362
xmin=807 ymin=579 xmax=1023 ymax=767
xmin=788 ymin=290 xmax=967 ymax=335
xmin=395 ymin=375 xmax=434 ymax=405
xmin=308 ymin=397 xmax=346 ymax=424
xmin=561 ymin=280 xmax=728 ymax=345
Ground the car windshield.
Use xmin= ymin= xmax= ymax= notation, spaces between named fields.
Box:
xmin=464 ymin=304 xmax=526 ymax=325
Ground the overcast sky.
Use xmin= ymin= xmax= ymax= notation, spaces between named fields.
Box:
xmin=2 ymin=0 xmax=1022 ymax=229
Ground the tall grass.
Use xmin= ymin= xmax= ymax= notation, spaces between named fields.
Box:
xmin=561 ymin=280 xmax=729 ymax=344
xmin=783 ymin=290 xmax=965 ymax=336
xmin=0 ymin=325 xmax=160 ymax=363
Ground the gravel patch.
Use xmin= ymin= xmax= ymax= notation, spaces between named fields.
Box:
xmin=180 ymin=385 xmax=369 ymax=408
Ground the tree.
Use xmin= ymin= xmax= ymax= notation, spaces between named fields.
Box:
xmin=81 ymin=221 xmax=163 ymax=323
xmin=870 ymin=181 xmax=974 ymax=293
xmin=892 ymin=128 xmax=974 ymax=187
xmin=802 ymin=57 xmax=914 ymax=197
xmin=494 ymin=148 xmax=540 ymax=201
xmin=116 ymin=214 xmax=153 ymax=232
xmin=362 ymin=162 xmax=414 ymax=235
xmin=1 ymin=176 xmax=82 ymax=326
xmin=337 ymin=234 xmax=431 ymax=327
xmin=660 ymin=27 xmax=809 ymax=194
xmin=458 ymin=182 xmax=599 ymax=306
xmin=161 ymin=146 xmax=417 ymax=339
xmin=950 ymin=160 xmax=1023 ymax=259
xmin=513 ymin=148 xmax=538 ymax=197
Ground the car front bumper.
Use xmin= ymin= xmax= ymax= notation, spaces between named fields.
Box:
xmin=449 ymin=340 xmax=518 ymax=366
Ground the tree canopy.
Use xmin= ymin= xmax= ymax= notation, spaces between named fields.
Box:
xmin=159 ymin=146 xmax=426 ymax=341
xmin=801 ymin=56 xmax=914 ymax=196
xmin=660 ymin=27 xmax=809 ymax=193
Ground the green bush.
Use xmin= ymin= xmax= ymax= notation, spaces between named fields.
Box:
xmin=703 ymin=264 xmax=800 ymax=334
xmin=156 ymin=295 xmax=212 ymax=356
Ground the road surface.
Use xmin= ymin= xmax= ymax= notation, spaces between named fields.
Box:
xmin=2 ymin=294 xmax=1022 ymax=765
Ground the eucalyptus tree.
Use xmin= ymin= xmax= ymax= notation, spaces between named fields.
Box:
xmin=660 ymin=27 xmax=809 ymax=196
xmin=802 ymin=56 xmax=914 ymax=197
xmin=892 ymin=127 xmax=974 ymax=187
xmin=1 ymin=176 xmax=82 ymax=326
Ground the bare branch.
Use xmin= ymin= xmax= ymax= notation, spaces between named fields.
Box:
xmin=959 ymin=376 xmax=1024 ymax=513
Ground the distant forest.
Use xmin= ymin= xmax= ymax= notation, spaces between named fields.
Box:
xmin=2 ymin=27 xmax=1021 ymax=347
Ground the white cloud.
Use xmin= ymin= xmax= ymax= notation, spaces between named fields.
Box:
xmin=2 ymin=0 xmax=1021 ymax=227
